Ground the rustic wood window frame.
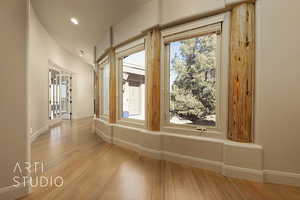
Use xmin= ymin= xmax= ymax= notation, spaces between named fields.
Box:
xmin=160 ymin=13 xmax=230 ymax=138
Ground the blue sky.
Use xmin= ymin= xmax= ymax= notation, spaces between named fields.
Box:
xmin=123 ymin=50 xmax=145 ymax=68
xmin=170 ymin=41 xmax=182 ymax=88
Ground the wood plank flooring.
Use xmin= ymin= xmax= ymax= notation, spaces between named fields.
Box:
xmin=20 ymin=118 xmax=300 ymax=200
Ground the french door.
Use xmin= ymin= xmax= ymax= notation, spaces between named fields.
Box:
xmin=48 ymin=69 xmax=72 ymax=120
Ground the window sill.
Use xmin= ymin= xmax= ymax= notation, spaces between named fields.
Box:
xmin=99 ymin=115 xmax=109 ymax=121
xmin=95 ymin=118 xmax=225 ymax=139
xmin=117 ymin=118 xmax=145 ymax=129
xmin=161 ymin=125 xmax=226 ymax=140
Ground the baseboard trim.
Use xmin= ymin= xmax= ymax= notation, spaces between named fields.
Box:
xmin=30 ymin=118 xmax=64 ymax=143
xmin=163 ymin=151 xmax=222 ymax=173
xmin=113 ymin=137 xmax=163 ymax=160
xmin=31 ymin=117 xmax=93 ymax=143
xmin=0 ymin=182 xmax=30 ymax=200
xmin=72 ymin=115 xmax=94 ymax=120
xmin=223 ymin=164 xmax=263 ymax=182
xmin=95 ymin=128 xmax=112 ymax=144
xmin=48 ymin=118 xmax=62 ymax=127
xmin=30 ymin=125 xmax=49 ymax=143
xmin=264 ymin=170 xmax=300 ymax=187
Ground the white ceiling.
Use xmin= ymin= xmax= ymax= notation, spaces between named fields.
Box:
xmin=31 ymin=0 xmax=151 ymax=64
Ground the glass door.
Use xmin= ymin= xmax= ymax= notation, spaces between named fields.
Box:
xmin=49 ymin=69 xmax=61 ymax=120
xmin=60 ymin=74 xmax=72 ymax=120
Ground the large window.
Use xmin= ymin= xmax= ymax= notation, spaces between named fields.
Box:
xmin=162 ymin=14 xmax=229 ymax=135
xmin=116 ymin=40 xmax=146 ymax=123
xmin=99 ymin=58 xmax=110 ymax=117
xmin=122 ymin=51 xmax=145 ymax=120
xmin=168 ymin=33 xmax=218 ymax=126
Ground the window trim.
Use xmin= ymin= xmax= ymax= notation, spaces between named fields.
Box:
xmin=115 ymin=38 xmax=147 ymax=128
xmin=160 ymin=13 xmax=230 ymax=138
xmin=98 ymin=55 xmax=110 ymax=120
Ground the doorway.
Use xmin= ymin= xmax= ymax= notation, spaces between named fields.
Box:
xmin=48 ymin=68 xmax=72 ymax=120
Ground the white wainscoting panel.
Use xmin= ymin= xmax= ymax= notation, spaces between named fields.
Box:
xmin=94 ymin=118 xmax=300 ymax=187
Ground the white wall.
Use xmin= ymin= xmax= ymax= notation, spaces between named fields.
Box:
xmin=96 ymin=0 xmax=249 ymax=56
xmin=113 ymin=0 xmax=223 ymax=46
xmin=0 ymin=0 xmax=29 ymax=197
xmin=28 ymin=4 xmax=94 ymax=134
xmin=110 ymin=0 xmax=249 ymax=48
xmin=95 ymin=30 xmax=110 ymax=59
xmin=160 ymin=0 xmax=225 ymax=25
xmin=112 ymin=0 xmax=160 ymax=46
xmin=255 ymin=0 xmax=300 ymax=174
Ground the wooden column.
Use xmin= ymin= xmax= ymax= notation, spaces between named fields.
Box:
xmin=228 ymin=3 xmax=255 ymax=143
xmin=147 ymin=27 xmax=161 ymax=131
xmin=109 ymin=48 xmax=117 ymax=123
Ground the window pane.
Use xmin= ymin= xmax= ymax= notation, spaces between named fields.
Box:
xmin=49 ymin=69 xmax=61 ymax=119
xmin=102 ymin=63 xmax=110 ymax=115
xmin=60 ymin=76 xmax=69 ymax=113
xmin=122 ymin=50 xmax=145 ymax=120
xmin=169 ymin=33 xmax=217 ymax=126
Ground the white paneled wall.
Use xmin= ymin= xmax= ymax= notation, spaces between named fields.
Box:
xmin=95 ymin=119 xmax=263 ymax=182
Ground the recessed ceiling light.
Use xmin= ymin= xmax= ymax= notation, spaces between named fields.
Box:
xmin=70 ymin=17 xmax=79 ymax=25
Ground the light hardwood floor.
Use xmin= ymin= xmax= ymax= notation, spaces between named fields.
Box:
xmin=20 ymin=118 xmax=300 ymax=200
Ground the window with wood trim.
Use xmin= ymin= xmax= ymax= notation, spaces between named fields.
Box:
xmin=168 ymin=32 xmax=218 ymax=127
xmin=161 ymin=14 xmax=229 ymax=136
xmin=116 ymin=39 xmax=146 ymax=124
xmin=98 ymin=57 xmax=110 ymax=118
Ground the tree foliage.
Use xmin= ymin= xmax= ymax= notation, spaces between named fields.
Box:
xmin=170 ymin=34 xmax=217 ymax=125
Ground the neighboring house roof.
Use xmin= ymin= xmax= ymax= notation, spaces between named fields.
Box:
xmin=123 ymin=62 xmax=145 ymax=76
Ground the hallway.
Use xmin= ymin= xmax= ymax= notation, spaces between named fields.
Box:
xmin=20 ymin=119 xmax=300 ymax=200
xmin=2 ymin=1 xmax=300 ymax=199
